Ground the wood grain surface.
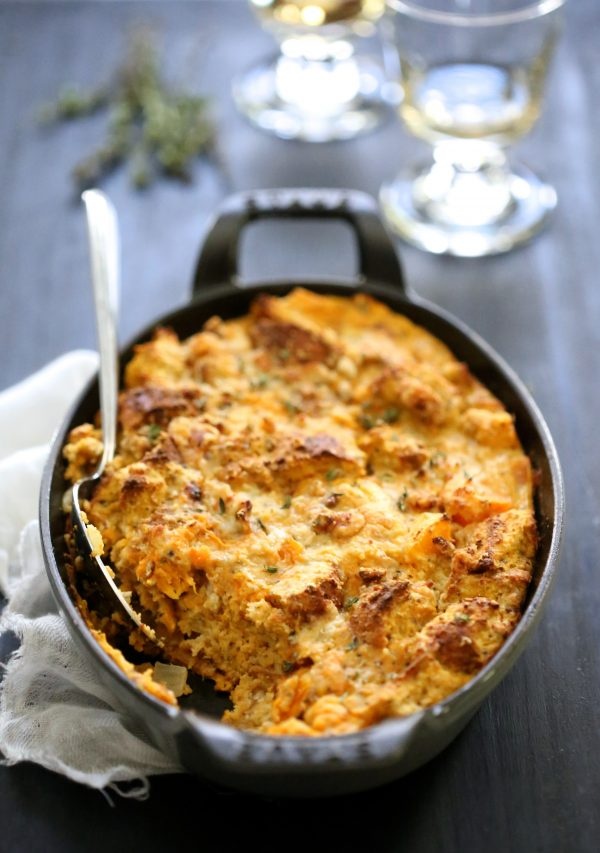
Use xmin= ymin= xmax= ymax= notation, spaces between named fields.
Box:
xmin=1 ymin=2 xmax=599 ymax=851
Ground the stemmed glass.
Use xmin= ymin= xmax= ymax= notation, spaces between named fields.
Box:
xmin=233 ymin=1 xmax=392 ymax=142
xmin=379 ymin=0 xmax=565 ymax=257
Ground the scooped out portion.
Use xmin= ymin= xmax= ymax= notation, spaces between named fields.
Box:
xmin=63 ymin=288 xmax=537 ymax=736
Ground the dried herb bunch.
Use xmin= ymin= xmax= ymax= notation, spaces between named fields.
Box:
xmin=39 ymin=28 xmax=214 ymax=189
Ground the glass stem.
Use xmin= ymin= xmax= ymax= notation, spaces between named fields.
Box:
xmin=413 ymin=141 xmax=516 ymax=228
xmin=275 ymin=36 xmax=360 ymax=111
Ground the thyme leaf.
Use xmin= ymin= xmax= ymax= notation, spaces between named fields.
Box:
xmin=397 ymin=489 xmax=409 ymax=512
xmin=147 ymin=423 xmax=161 ymax=441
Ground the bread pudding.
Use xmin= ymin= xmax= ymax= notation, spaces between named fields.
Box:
xmin=63 ymin=288 xmax=537 ymax=736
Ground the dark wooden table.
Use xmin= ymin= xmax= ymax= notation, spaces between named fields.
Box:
xmin=1 ymin=2 xmax=599 ymax=851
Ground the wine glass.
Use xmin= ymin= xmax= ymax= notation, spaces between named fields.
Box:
xmin=379 ymin=0 xmax=565 ymax=257
xmin=233 ymin=0 xmax=393 ymax=142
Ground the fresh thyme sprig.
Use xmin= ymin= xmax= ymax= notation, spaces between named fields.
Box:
xmin=39 ymin=28 xmax=215 ymax=189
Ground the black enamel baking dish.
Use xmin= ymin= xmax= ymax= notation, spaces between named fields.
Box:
xmin=40 ymin=188 xmax=564 ymax=798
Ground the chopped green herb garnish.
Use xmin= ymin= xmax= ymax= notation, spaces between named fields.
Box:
xmin=281 ymin=495 xmax=292 ymax=509
xmin=397 ymin=489 xmax=409 ymax=512
xmin=279 ymin=348 xmax=290 ymax=362
xmin=359 ymin=413 xmax=376 ymax=430
xmin=344 ymin=596 xmax=359 ymax=610
xmin=346 ymin=637 xmax=359 ymax=651
xmin=147 ymin=423 xmax=161 ymax=441
xmin=454 ymin=613 xmax=470 ymax=624
xmin=265 ymin=566 xmax=279 ymax=574
xmin=284 ymin=399 xmax=300 ymax=415
xmin=325 ymin=467 xmax=342 ymax=482
xmin=256 ymin=518 xmax=268 ymax=534
xmin=282 ymin=660 xmax=294 ymax=672
xmin=251 ymin=373 xmax=270 ymax=390
xmin=382 ymin=406 xmax=400 ymax=424
xmin=218 ymin=497 xmax=226 ymax=514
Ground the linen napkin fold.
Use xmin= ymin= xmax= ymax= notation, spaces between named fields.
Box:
xmin=0 ymin=352 xmax=182 ymax=797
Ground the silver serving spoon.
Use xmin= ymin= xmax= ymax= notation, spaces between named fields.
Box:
xmin=70 ymin=189 xmax=160 ymax=647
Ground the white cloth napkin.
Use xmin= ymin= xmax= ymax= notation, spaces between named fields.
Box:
xmin=0 ymin=352 xmax=182 ymax=797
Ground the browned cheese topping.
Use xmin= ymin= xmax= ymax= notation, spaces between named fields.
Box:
xmin=63 ymin=289 xmax=537 ymax=736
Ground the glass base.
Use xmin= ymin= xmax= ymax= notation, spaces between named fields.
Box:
xmin=232 ymin=52 xmax=392 ymax=142
xmin=380 ymin=158 xmax=557 ymax=257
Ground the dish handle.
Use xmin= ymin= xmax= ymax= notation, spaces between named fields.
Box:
xmin=192 ymin=188 xmax=405 ymax=294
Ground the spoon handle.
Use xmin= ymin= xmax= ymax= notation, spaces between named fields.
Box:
xmin=81 ymin=189 xmax=120 ymax=473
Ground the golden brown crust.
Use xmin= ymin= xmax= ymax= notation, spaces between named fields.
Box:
xmin=63 ymin=288 xmax=537 ymax=736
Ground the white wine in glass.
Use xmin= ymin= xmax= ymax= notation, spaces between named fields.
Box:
xmin=250 ymin=0 xmax=386 ymax=34
xmin=234 ymin=0 xmax=390 ymax=141
xmin=400 ymin=58 xmax=553 ymax=146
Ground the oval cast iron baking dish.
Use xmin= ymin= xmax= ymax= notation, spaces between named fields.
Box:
xmin=40 ymin=188 xmax=564 ymax=798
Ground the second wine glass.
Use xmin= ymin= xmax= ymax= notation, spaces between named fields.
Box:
xmin=233 ymin=0 xmax=391 ymax=142
xmin=380 ymin=0 xmax=565 ymax=257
